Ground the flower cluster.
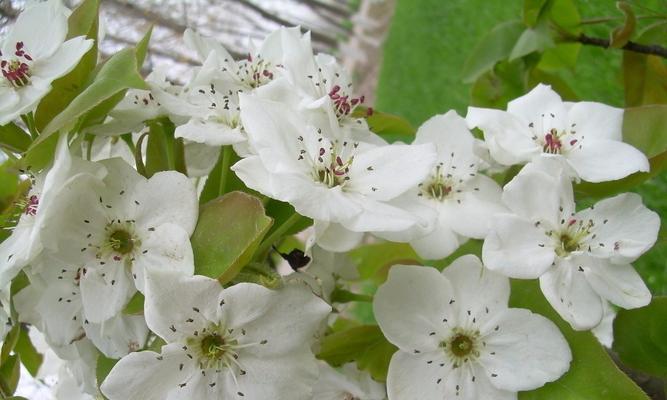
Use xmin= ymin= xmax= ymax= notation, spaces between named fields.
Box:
xmin=0 ymin=1 xmax=661 ymax=400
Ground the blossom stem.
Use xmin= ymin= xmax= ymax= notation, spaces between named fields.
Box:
xmin=254 ymin=213 xmax=303 ymax=260
xmin=218 ymin=145 xmax=232 ymax=196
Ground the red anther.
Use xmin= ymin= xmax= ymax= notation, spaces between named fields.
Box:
xmin=246 ymin=53 xmax=253 ymax=62
xmin=336 ymin=156 xmax=343 ymax=166
xmin=359 ymin=95 xmax=365 ymax=103
xmin=319 ymin=148 xmax=325 ymax=156
xmin=568 ymin=219 xmax=576 ymax=227
xmin=113 ymin=255 xmax=121 ymax=261
xmin=366 ymin=107 xmax=374 ymax=116
xmin=16 ymin=42 xmax=23 ymax=50
xmin=569 ymin=139 xmax=578 ymax=146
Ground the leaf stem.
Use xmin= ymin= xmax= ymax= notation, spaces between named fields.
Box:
xmin=218 ymin=145 xmax=232 ymax=196
xmin=254 ymin=213 xmax=302 ymax=260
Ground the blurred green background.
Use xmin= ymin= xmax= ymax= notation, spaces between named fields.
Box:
xmin=375 ymin=0 xmax=667 ymax=294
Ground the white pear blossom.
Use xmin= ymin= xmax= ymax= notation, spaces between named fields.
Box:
xmin=312 ymin=361 xmax=386 ymax=400
xmin=0 ymin=134 xmax=105 ymax=286
xmin=374 ymin=255 xmax=571 ymax=400
xmin=14 ymin=255 xmax=148 ymax=358
xmin=466 ymin=84 xmax=649 ymax=182
xmin=378 ymin=111 xmax=505 ymax=259
xmin=232 ymin=94 xmax=437 ymax=249
xmin=0 ymin=0 xmax=93 ymax=125
xmin=42 ymin=158 xmax=198 ymax=323
xmin=482 ymin=159 xmax=658 ymax=330
xmin=101 ymin=271 xmax=331 ymax=400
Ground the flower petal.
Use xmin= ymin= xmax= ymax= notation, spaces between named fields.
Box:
xmin=479 ymin=308 xmax=571 ymax=391
xmin=33 ymin=36 xmax=93 ymax=81
xmin=100 ymin=342 xmax=195 ymax=400
xmin=576 ymin=193 xmax=660 ymax=263
xmin=135 ymin=171 xmax=198 ymax=234
xmin=4 ymin=0 xmax=68 ymax=59
xmin=482 ymin=214 xmax=555 ymax=279
xmin=386 ymin=351 xmax=448 ymax=400
xmin=566 ymin=139 xmax=649 ymax=182
xmin=174 ymin=118 xmax=245 ymax=147
xmin=507 ymin=84 xmax=566 ymax=129
xmin=313 ymin=220 xmax=364 ymax=253
xmin=80 ymin=265 xmax=135 ymax=323
xmin=374 ymin=265 xmax=456 ymax=352
xmin=442 ymin=255 xmax=510 ymax=323
xmin=145 ymin=271 xmax=222 ymax=342
xmin=84 ymin=314 xmax=148 ymax=358
xmin=579 ymin=256 xmax=651 ymax=310
xmin=539 ymin=258 xmax=604 ymax=330
xmin=566 ymin=101 xmax=623 ymax=141
xmin=410 ymin=215 xmax=464 ymax=260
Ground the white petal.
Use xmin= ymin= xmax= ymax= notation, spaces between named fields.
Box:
xmin=347 ymin=143 xmax=436 ymax=201
xmin=33 ymin=36 xmax=93 ymax=81
xmin=579 ymin=256 xmax=651 ymax=310
xmin=466 ymin=107 xmax=539 ymax=166
xmin=183 ymin=28 xmax=235 ymax=63
xmin=145 ymin=271 xmax=222 ymax=342
xmin=174 ymin=118 xmax=245 ymax=147
xmin=480 ymin=308 xmax=571 ymax=391
xmin=235 ymin=353 xmax=319 ymax=400
xmin=4 ymin=0 xmax=68 ymax=59
xmin=410 ymin=216 xmax=464 ymax=260
xmin=507 ymin=84 xmax=566 ymax=125
xmin=566 ymin=139 xmax=649 ymax=182
xmin=566 ymin=102 xmax=623 ymax=141
xmin=135 ymin=171 xmax=198 ymax=234
xmin=576 ymin=193 xmax=660 ymax=263
xmin=442 ymin=255 xmax=510 ymax=323
xmin=84 ymin=314 xmax=148 ymax=358
xmin=414 ymin=111 xmax=476 ymax=163
xmin=231 ymin=156 xmax=278 ymax=198
xmin=387 ymin=351 xmax=449 ymax=400
xmin=374 ymin=265 xmax=456 ymax=352
xmin=502 ymin=161 xmax=571 ymax=226
xmin=445 ymin=175 xmax=505 ymax=239
xmin=231 ymin=283 xmax=331 ymax=356
xmin=482 ymin=214 xmax=555 ymax=279
xmin=313 ymin=220 xmax=364 ymax=253
xmin=342 ymin=195 xmax=420 ymax=233
xmin=539 ymin=258 xmax=604 ymax=330
xmin=100 ymin=342 xmax=195 ymax=400
xmin=133 ymin=223 xmax=195 ymax=293
xmin=80 ymin=265 xmax=135 ymax=323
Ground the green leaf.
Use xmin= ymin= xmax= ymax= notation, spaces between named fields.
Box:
xmin=199 ymin=147 xmax=250 ymax=204
xmin=0 ymin=325 xmax=19 ymax=365
xmin=623 ymin=23 xmax=667 ymax=107
xmin=537 ymin=43 xmax=581 ymax=72
xmin=510 ymin=280 xmax=649 ymax=400
xmin=34 ymin=48 xmax=148 ymax=147
xmin=576 ymin=105 xmax=667 ymax=198
xmin=462 ymin=20 xmax=525 ymax=83
xmin=34 ymin=0 xmax=99 ymax=131
xmin=350 ymin=242 xmax=420 ymax=284
xmin=610 ymin=2 xmax=636 ymax=49
xmin=471 ymin=59 xmax=527 ymax=109
xmin=523 ymin=0 xmax=549 ymax=27
xmin=264 ymin=200 xmax=313 ymax=237
xmin=191 ymin=192 xmax=273 ymax=283
xmin=509 ymin=21 xmax=554 ymax=61
xmin=95 ymin=353 xmax=118 ymax=389
xmin=317 ymin=325 xmax=397 ymax=381
xmin=122 ymin=292 xmax=145 ymax=315
xmin=0 ymin=123 xmax=31 ymax=154
xmin=144 ymin=119 xmax=174 ymax=177
xmin=15 ymin=327 xmax=43 ymax=377
xmin=365 ymin=109 xmax=416 ymax=142
xmin=0 ymin=354 xmax=20 ymax=395
xmin=79 ymin=26 xmax=154 ymax=129
xmin=613 ymin=296 xmax=667 ymax=378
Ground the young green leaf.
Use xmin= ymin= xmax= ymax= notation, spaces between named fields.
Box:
xmin=191 ymin=192 xmax=273 ymax=283
xmin=462 ymin=20 xmax=525 ymax=83
xmin=613 ymin=297 xmax=667 ymax=378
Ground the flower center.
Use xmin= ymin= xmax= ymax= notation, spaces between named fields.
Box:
xmin=23 ymin=194 xmax=39 ymax=216
xmin=553 ymin=218 xmax=593 ymax=257
xmin=109 ymin=229 xmax=135 ymax=255
xmin=200 ymin=333 xmax=231 ymax=362
xmin=419 ymin=165 xmax=454 ymax=201
xmin=236 ymin=54 xmax=275 ymax=89
xmin=328 ymin=85 xmax=366 ymax=120
xmin=440 ymin=328 xmax=481 ymax=366
xmin=1 ymin=42 xmax=33 ymax=88
xmin=312 ymin=144 xmax=355 ymax=188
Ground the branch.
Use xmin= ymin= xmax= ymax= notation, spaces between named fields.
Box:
xmin=234 ymin=0 xmax=339 ymax=48
xmin=574 ymin=33 xmax=667 ymax=59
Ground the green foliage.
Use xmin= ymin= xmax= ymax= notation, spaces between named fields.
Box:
xmin=14 ymin=327 xmax=43 ymax=377
xmin=123 ymin=292 xmax=145 ymax=315
xmin=190 ymin=192 xmax=273 ymax=283
xmin=613 ymin=297 xmax=667 ymax=378
xmin=0 ymin=355 xmax=21 ymax=396
xmin=0 ymin=124 xmax=31 ymax=154
xmin=462 ymin=21 xmax=525 ymax=84
xmin=317 ymin=325 xmax=397 ymax=381
xmin=96 ymin=353 xmax=118 ymax=390
xmin=510 ymin=280 xmax=649 ymax=400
